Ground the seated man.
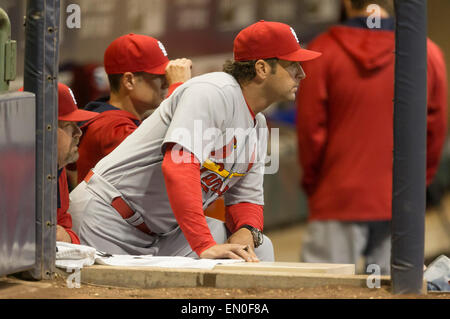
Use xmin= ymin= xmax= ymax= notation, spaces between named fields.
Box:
xmin=56 ymin=83 xmax=97 ymax=243
xmin=69 ymin=21 xmax=321 ymax=261
xmin=75 ymin=34 xmax=192 ymax=185
xmin=20 ymin=83 xmax=97 ymax=243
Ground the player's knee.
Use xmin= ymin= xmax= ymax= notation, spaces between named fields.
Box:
xmin=255 ymin=235 xmax=274 ymax=262
xmin=206 ymin=217 xmax=228 ymax=244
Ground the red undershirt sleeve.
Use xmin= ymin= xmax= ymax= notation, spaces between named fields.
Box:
xmin=166 ymin=82 xmax=184 ymax=98
xmin=161 ymin=143 xmax=217 ymax=256
xmin=66 ymin=229 xmax=81 ymax=244
xmin=225 ymin=202 xmax=264 ymax=234
xmin=57 ymin=208 xmax=81 ymax=244
xmin=57 ymin=168 xmax=81 ymax=244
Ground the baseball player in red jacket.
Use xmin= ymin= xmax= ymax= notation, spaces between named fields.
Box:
xmin=75 ymin=34 xmax=192 ymax=184
xmin=69 ymin=21 xmax=321 ymax=261
xmin=296 ymin=0 xmax=447 ymax=274
xmin=19 ymin=83 xmax=97 ymax=243
xmin=56 ymin=83 xmax=98 ymax=243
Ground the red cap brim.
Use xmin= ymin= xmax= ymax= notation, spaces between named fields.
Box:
xmin=143 ymin=60 xmax=170 ymax=75
xmin=59 ymin=109 xmax=98 ymax=122
xmin=278 ymin=48 xmax=322 ymax=62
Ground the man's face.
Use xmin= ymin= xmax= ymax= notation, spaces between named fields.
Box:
xmin=130 ymin=72 xmax=169 ymax=115
xmin=57 ymin=120 xmax=82 ymax=169
xmin=265 ymin=60 xmax=306 ymax=102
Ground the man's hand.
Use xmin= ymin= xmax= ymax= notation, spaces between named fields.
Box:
xmin=56 ymin=225 xmax=72 ymax=243
xmin=227 ymin=227 xmax=259 ymax=262
xmin=199 ymin=243 xmax=258 ymax=262
xmin=165 ymin=58 xmax=192 ymax=85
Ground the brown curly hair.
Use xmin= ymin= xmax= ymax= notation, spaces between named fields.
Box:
xmin=223 ymin=58 xmax=278 ymax=84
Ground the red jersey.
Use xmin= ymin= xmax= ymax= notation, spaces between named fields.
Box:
xmin=76 ymin=100 xmax=140 ymax=183
xmin=58 ymin=168 xmax=80 ymax=244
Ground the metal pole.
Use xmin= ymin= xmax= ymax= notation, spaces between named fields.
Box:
xmin=23 ymin=0 xmax=60 ymax=280
xmin=392 ymin=0 xmax=428 ymax=294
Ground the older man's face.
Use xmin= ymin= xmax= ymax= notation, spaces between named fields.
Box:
xmin=57 ymin=120 xmax=82 ymax=169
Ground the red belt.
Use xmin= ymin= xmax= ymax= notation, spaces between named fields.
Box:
xmin=84 ymin=170 xmax=154 ymax=236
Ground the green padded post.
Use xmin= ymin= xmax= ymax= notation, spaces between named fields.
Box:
xmin=0 ymin=7 xmax=16 ymax=93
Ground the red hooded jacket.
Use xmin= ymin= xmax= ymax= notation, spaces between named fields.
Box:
xmin=76 ymin=102 xmax=140 ymax=184
xmin=296 ymin=21 xmax=447 ymax=221
xmin=76 ymin=83 xmax=183 ymax=183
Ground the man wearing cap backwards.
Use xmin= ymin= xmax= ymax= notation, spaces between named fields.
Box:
xmin=69 ymin=21 xmax=321 ymax=260
xmin=55 ymin=83 xmax=97 ymax=243
xmin=74 ymin=34 xmax=192 ymax=184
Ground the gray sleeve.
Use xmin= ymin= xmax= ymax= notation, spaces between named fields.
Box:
xmin=162 ymin=83 xmax=231 ymax=164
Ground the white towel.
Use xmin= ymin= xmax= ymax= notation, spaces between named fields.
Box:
xmin=55 ymin=242 xmax=97 ymax=269
xmin=424 ymin=255 xmax=450 ymax=291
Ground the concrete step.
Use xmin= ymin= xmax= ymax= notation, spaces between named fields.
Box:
xmin=76 ymin=262 xmax=426 ymax=292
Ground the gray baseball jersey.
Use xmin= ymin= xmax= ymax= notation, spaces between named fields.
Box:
xmin=69 ymin=72 xmax=273 ymax=260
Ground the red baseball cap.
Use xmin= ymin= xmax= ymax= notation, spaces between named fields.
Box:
xmin=19 ymin=83 xmax=98 ymax=121
xmin=57 ymin=83 xmax=98 ymax=122
xmin=234 ymin=20 xmax=322 ymax=62
xmin=104 ymin=33 xmax=170 ymax=75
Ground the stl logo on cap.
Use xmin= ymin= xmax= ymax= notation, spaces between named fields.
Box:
xmin=158 ymin=41 xmax=168 ymax=57
xmin=290 ymin=27 xmax=299 ymax=44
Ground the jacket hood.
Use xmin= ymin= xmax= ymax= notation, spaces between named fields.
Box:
xmin=79 ymin=97 xmax=125 ymax=128
xmin=329 ymin=25 xmax=395 ymax=71
xmin=84 ymin=97 xmax=115 ymax=112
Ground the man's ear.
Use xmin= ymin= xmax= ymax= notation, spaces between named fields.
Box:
xmin=121 ymin=72 xmax=135 ymax=91
xmin=254 ymin=60 xmax=272 ymax=81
